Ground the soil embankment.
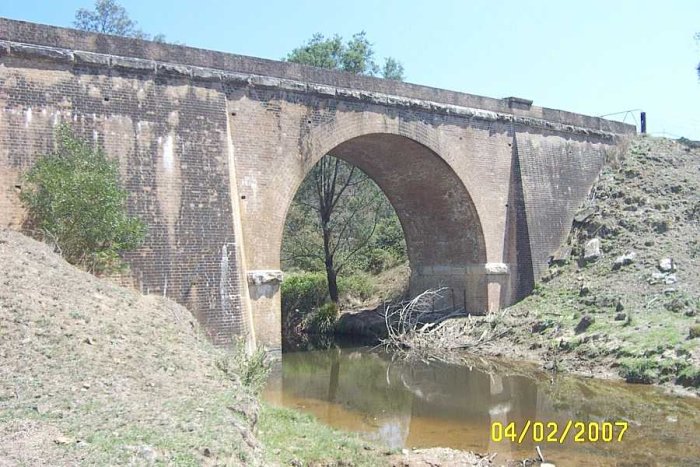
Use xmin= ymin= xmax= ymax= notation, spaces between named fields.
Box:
xmin=0 ymin=229 xmax=262 ymax=465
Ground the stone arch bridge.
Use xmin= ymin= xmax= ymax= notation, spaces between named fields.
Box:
xmin=0 ymin=18 xmax=635 ymax=350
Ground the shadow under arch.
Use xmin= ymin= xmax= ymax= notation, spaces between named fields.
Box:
xmin=282 ymin=132 xmax=489 ymax=313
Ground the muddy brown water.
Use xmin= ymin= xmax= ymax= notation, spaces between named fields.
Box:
xmin=263 ymin=347 xmax=700 ymax=466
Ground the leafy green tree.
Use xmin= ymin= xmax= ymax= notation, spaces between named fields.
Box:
xmin=283 ymin=32 xmax=407 ymax=303
xmin=286 ymin=33 xmax=344 ymax=70
xmin=74 ymin=0 xmax=142 ymax=36
xmin=286 ymin=31 xmax=402 ymax=78
xmin=21 ymin=124 xmax=146 ymax=273
xmin=74 ymin=0 xmax=174 ymax=42
xmin=342 ymin=31 xmax=379 ymax=75
xmin=382 ymin=57 xmax=405 ymax=81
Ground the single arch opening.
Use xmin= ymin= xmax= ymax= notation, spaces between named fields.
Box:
xmin=280 ymin=133 xmax=488 ymax=344
xmin=282 ymin=155 xmax=409 ymax=302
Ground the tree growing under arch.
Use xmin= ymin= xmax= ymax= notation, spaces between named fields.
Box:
xmin=284 ymin=157 xmax=387 ymax=302
xmin=283 ymin=32 xmax=406 ymax=304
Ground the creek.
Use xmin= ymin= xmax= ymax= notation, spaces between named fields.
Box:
xmin=263 ymin=346 xmax=700 ymax=466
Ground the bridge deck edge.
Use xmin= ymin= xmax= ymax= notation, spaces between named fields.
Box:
xmin=0 ymin=17 xmax=636 ymax=136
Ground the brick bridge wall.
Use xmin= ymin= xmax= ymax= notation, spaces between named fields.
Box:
xmin=0 ymin=18 xmax=635 ymax=350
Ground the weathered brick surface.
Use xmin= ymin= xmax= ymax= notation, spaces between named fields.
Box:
xmin=0 ymin=18 xmax=635 ymax=350
xmin=0 ymin=57 xmax=246 ymax=346
xmin=515 ymin=130 xmax=612 ymax=280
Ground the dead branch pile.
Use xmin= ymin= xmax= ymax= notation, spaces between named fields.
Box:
xmin=381 ymin=288 xmax=510 ymax=358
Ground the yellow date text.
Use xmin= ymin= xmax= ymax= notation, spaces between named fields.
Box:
xmin=490 ymin=421 xmax=628 ymax=444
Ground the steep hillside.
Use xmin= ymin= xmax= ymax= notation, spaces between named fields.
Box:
xmin=0 ymin=229 xmax=262 ymax=466
xmin=420 ymin=136 xmax=700 ymax=392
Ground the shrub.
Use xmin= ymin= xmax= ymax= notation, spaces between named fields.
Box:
xmin=281 ymin=271 xmax=375 ymax=322
xmin=689 ymin=325 xmax=700 ymax=339
xmin=338 ymin=273 xmax=375 ymax=301
xmin=281 ymin=271 xmax=328 ymax=315
xmin=350 ymin=216 xmax=407 ymax=274
xmin=678 ymin=137 xmax=700 ymax=150
xmin=217 ymin=339 xmax=270 ymax=395
xmin=618 ymin=358 xmax=659 ymax=384
xmin=371 ymin=215 xmax=407 ymax=260
xmin=306 ymin=302 xmax=339 ymax=335
xmin=20 ymin=124 xmax=145 ymax=273
xmin=677 ymin=366 xmax=700 ymax=388
xmin=362 ymin=248 xmax=397 ymax=274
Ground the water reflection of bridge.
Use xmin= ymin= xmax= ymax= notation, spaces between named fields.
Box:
xmin=264 ymin=348 xmax=700 ymax=464
xmin=266 ymin=348 xmax=550 ymax=458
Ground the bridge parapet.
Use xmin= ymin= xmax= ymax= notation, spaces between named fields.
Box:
xmin=0 ymin=17 xmax=635 ymax=136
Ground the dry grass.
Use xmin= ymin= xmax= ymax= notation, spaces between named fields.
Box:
xmin=0 ymin=229 xmax=262 ymax=466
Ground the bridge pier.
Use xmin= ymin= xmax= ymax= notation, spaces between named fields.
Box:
xmin=410 ymin=263 xmax=510 ymax=314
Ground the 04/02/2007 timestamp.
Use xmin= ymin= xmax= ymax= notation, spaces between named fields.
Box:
xmin=490 ymin=421 xmax=629 ymax=444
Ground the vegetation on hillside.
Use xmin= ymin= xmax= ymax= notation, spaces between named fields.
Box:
xmin=518 ymin=136 xmax=700 ymax=388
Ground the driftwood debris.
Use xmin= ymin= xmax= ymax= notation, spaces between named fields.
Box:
xmin=380 ymin=288 xmax=508 ymax=358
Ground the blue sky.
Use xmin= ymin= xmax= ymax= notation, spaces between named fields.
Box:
xmin=2 ymin=0 xmax=699 ymax=139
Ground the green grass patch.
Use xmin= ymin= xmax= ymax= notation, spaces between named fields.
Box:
xmin=677 ymin=366 xmax=700 ymax=388
xmin=258 ymin=404 xmax=386 ymax=466
xmin=618 ymin=357 xmax=661 ymax=384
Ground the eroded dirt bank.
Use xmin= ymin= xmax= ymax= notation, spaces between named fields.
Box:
xmin=0 ymin=229 xmax=262 ymax=465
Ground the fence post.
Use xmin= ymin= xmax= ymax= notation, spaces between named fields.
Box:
xmin=640 ymin=112 xmax=646 ymax=134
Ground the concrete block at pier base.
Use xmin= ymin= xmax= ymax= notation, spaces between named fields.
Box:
xmin=246 ymin=270 xmax=283 ymax=286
